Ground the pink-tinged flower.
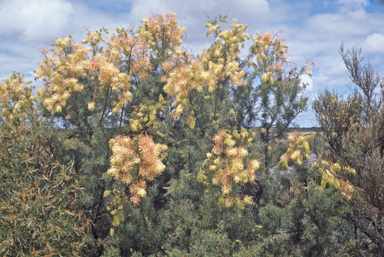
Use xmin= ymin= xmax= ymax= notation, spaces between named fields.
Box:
xmin=261 ymin=32 xmax=273 ymax=43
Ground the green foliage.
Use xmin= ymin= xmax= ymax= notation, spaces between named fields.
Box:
xmin=260 ymin=156 xmax=352 ymax=256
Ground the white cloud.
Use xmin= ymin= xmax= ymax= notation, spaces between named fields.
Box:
xmin=338 ymin=0 xmax=369 ymax=11
xmin=307 ymin=11 xmax=368 ymax=40
xmin=128 ymin=0 xmax=270 ymax=40
xmin=0 ymin=0 xmax=74 ymax=41
xmin=0 ymin=42 xmax=43 ymax=80
xmin=362 ymin=33 xmax=384 ymax=53
xmin=312 ymin=59 xmax=351 ymax=89
xmin=276 ymin=1 xmax=384 ymax=104
xmin=300 ymin=74 xmax=314 ymax=92
xmin=118 ymin=0 xmax=271 ymax=55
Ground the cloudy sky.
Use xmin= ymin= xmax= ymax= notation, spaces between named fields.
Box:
xmin=1 ymin=0 xmax=384 ymax=127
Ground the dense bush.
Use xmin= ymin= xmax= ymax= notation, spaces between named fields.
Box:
xmin=1 ymin=13 xmax=380 ymax=256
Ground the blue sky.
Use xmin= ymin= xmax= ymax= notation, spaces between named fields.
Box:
xmin=1 ymin=0 xmax=384 ymax=127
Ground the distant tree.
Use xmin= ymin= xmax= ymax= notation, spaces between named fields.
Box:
xmin=313 ymin=46 xmax=384 ymax=255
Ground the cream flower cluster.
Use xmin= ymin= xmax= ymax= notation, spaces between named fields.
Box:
xmin=278 ymin=131 xmax=312 ymax=168
xmin=0 ymin=73 xmax=35 ymax=122
xmin=163 ymin=19 xmax=251 ymax=119
xmin=312 ymin=160 xmax=355 ymax=200
xmin=198 ymin=129 xmax=259 ymax=208
xmin=107 ymin=134 xmax=167 ymax=204
xmin=36 ymin=13 xmax=186 ymax=115
xmin=276 ymin=131 xmax=355 ymax=200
